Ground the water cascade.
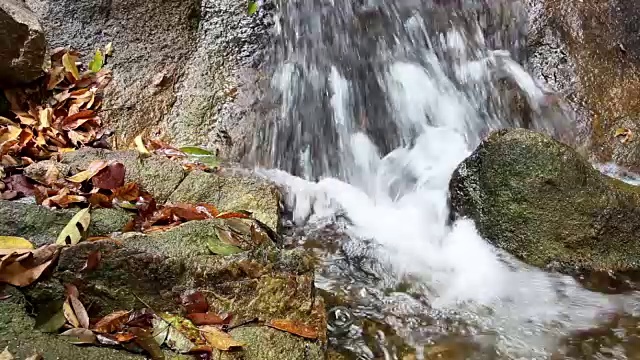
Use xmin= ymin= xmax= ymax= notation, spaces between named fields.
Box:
xmin=250 ymin=0 xmax=639 ymax=358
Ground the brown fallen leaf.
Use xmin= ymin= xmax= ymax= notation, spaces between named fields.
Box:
xmin=88 ymin=192 xmax=112 ymax=208
xmin=185 ymin=313 xmax=226 ymax=326
xmin=65 ymin=283 xmax=80 ymax=298
xmin=216 ymin=211 xmax=252 ymax=220
xmin=92 ymin=162 xmax=125 ymax=189
xmin=93 ymin=310 xmax=130 ymax=333
xmin=63 ymin=298 xmax=80 ymax=328
xmin=129 ymin=327 xmax=165 ymax=360
xmin=79 ymin=250 xmax=101 ymax=272
xmin=180 ymin=290 xmax=209 ymax=314
xmin=69 ymin=294 xmax=90 ymax=329
xmin=266 ymin=319 xmax=319 ymax=339
xmin=199 ymin=325 xmax=243 ymax=351
xmin=0 ymin=257 xmax=56 ymax=287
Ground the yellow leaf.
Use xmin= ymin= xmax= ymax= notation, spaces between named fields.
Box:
xmin=0 ymin=347 xmax=13 ymax=360
xmin=56 ymin=208 xmax=91 ymax=246
xmin=134 ymin=135 xmax=150 ymax=155
xmin=62 ymin=53 xmax=80 ymax=81
xmin=0 ymin=125 xmax=21 ymax=144
xmin=63 ymin=299 xmax=80 ymax=328
xmin=200 ymin=325 xmax=243 ymax=351
xmin=0 ymin=236 xmax=34 ymax=250
xmin=614 ymin=128 xmax=629 ymax=137
xmin=38 ymin=108 xmax=52 ymax=129
xmin=67 ymin=160 xmax=109 ymax=183
xmin=0 ymin=117 xmax=16 ymax=125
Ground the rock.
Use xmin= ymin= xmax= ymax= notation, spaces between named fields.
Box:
xmin=0 ymin=200 xmax=132 ymax=246
xmin=25 ymin=0 xmax=273 ymax=159
xmin=23 ymin=160 xmax=70 ymax=185
xmin=169 ymin=169 xmax=281 ymax=230
xmin=217 ymin=327 xmax=323 ymax=360
xmin=59 ymin=148 xmax=186 ymax=203
xmin=525 ymin=0 xmax=640 ymax=170
xmin=0 ymin=0 xmax=47 ymax=85
xmin=449 ymin=128 xmax=640 ymax=273
xmin=0 ymin=288 xmax=142 ymax=359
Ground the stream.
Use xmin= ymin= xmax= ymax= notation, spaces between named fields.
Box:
xmin=250 ymin=1 xmax=640 ymax=358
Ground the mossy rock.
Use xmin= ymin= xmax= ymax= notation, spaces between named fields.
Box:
xmin=168 ymin=169 xmax=281 ymax=231
xmin=60 ymin=148 xmax=186 ymax=203
xmin=450 ymin=128 xmax=640 ymax=273
xmin=0 ymin=200 xmax=132 ymax=246
xmin=216 ymin=326 xmax=323 ymax=360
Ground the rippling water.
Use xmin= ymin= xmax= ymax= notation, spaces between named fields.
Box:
xmin=249 ymin=1 xmax=640 ymax=358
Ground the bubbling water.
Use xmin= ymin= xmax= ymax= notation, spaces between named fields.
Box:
xmin=250 ymin=0 xmax=640 ymax=358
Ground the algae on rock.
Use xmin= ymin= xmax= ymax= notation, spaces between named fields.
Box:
xmin=450 ymin=128 xmax=640 ymax=273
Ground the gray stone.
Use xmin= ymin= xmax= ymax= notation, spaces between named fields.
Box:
xmin=525 ymin=0 xmax=640 ymax=170
xmin=168 ymin=169 xmax=281 ymax=231
xmin=0 ymin=0 xmax=47 ymax=85
xmin=450 ymin=128 xmax=640 ymax=273
xmin=59 ymin=148 xmax=186 ymax=203
xmin=26 ymin=0 xmax=273 ymax=159
xmin=0 ymin=200 xmax=132 ymax=246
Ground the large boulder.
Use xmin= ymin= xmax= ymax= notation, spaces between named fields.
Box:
xmin=449 ymin=128 xmax=640 ymax=273
xmin=24 ymin=0 xmax=272 ymax=159
xmin=526 ymin=0 xmax=640 ymax=170
xmin=0 ymin=0 xmax=47 ymax=85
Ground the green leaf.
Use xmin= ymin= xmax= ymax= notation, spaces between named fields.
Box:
xmin=62 ymin=52 xmax=80 ymax=80
xmin=194 ymin=155 xmax=220 ymax=169
xmin=88 ymin=49 xmax=104 ymax=73
xmin=179 ymin=146 xmax=214 ymax=156
xmin=56 ymin=208 xmax=91 ymax=246
xmin=206 ymin=237 xmax=242 ymax=256
xmin=247 ymin=1 xmax=258 ymax=15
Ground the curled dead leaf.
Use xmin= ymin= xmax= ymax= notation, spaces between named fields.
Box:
xmin=93 ymin=310 xmax=130 ymax=333
xmin=266 ymin=319 xmax=319 ymax=339
xmin=199 ymin=325 xmax=243 ymax=351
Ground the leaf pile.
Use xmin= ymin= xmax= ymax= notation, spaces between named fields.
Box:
xmin=1 ymin=46 xmax=113 ymax=200
xmin=44 ymin=288 xmax=318 ymax=360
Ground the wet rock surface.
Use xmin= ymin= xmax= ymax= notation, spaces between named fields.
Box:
xmin=0 ymin=0 xmax=47 ymax=85
xmin=526 ymin=0 xmax=640 ymax=170
xmin=450 ymin=128 xmax=640 ymax=274
xmin=24 ymin=0 xmax=273 ymax=158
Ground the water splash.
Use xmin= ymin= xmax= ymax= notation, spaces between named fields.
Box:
xmin=250 ymin=0 xmax=635 ymax=358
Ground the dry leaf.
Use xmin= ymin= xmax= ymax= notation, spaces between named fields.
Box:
xmin=129 ymin=327 xmax=166 ymax=360
xmin=180 ymin=290 xmax=209 ymax=314
xmin=79 ymin=250 xmax=101 ymax=272
xmin=24 ymin=353 xmax=42 ymax=360
xmin=56 ymin=208 xmax=91 ymax=245
xmin=185 ymin=313 xmax=226 ymax=326
xmin=63 ymin=298 xmax=80 ymax=328
xmin=200 ymin=325 xmax=243 ymax=351
xmin=62 ymin=52 xmax=81 ymax=80
xmin=91 ymin=162 xmax=125 ymax=189
xmin=113 ymin=182 xmax=140 ymax=201
xmin=0 ymin=257 xmax=56 ymax=287
xmin=105 ymin=42 xmax=113 ymax=56
xmin=0 ymin=347 xmax=13 ymax=360
xmin=134 ymin=135 xmax=150 ymax=155
xmin=67 ymin=160 xmax=109 ymax=183
xmin=69 ymin=294 xmax=89 ymax=329
xmin=93 ymin=310 xmax=130 ymax=333
xmin=38 ymin=107 xmax=52 ymax=129
xmin=60 ymin=328 xmax=96 ymax=345
xmin=266 ymin=319 xmax=318 ymax=339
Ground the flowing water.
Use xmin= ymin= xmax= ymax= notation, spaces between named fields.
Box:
xmin=249 ymin=1 xmax=640 ymax=358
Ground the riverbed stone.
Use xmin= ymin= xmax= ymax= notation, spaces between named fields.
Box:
xmin=0 ymin=0 xmax=47 ymax=85
xmin=25 ymin=0 xmax=273 ymax=159
xmin=168 ymin=169 xmax=281 ymax=231
xmin=0 ymin=200 xmax=132 ymax=246
xmin=526 ymin=0 xmax=640 ymax=170
xmin=449 ymin=128 xmax=640 ymax=273
xmin=59 ymin=148 xmax=186 ymax=203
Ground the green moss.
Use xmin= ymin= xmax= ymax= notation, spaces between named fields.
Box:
xmin=450 ymin=129 xmax=640 ymax=272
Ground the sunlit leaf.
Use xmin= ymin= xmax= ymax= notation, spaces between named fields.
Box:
xmin=88 ymin=49 xmax=104 ymax=73
xmin=38 ymin=107 xmax=51 ymax=129
xmin=200 ymin=325 xmax=243 ymax=351
xmin=0 ymin=236 xmax=34 ymax=250
xmin=67 ymin=160 xmax=109 ymax=183
xmin=105 ymin=42 xmax=114 ymax=56
xmin=266 ymin=319 xmax=318 ymax=339
xmin=0 ymin=347 xmax=13 ymax=360
xmin=69 ymin=294 xmax=89 ymax=329
xmin=152 ymin=314 xmax=198 ymax=353
xmin=56 ymin=208 xmax=91 ymax=245
xmin=179 ymin=146 xmax=214 ymax=156
xmin=135 ymin=135 xmax=150 ymax=155
xmin=62 ymin=53 xmax=81 ymax=81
